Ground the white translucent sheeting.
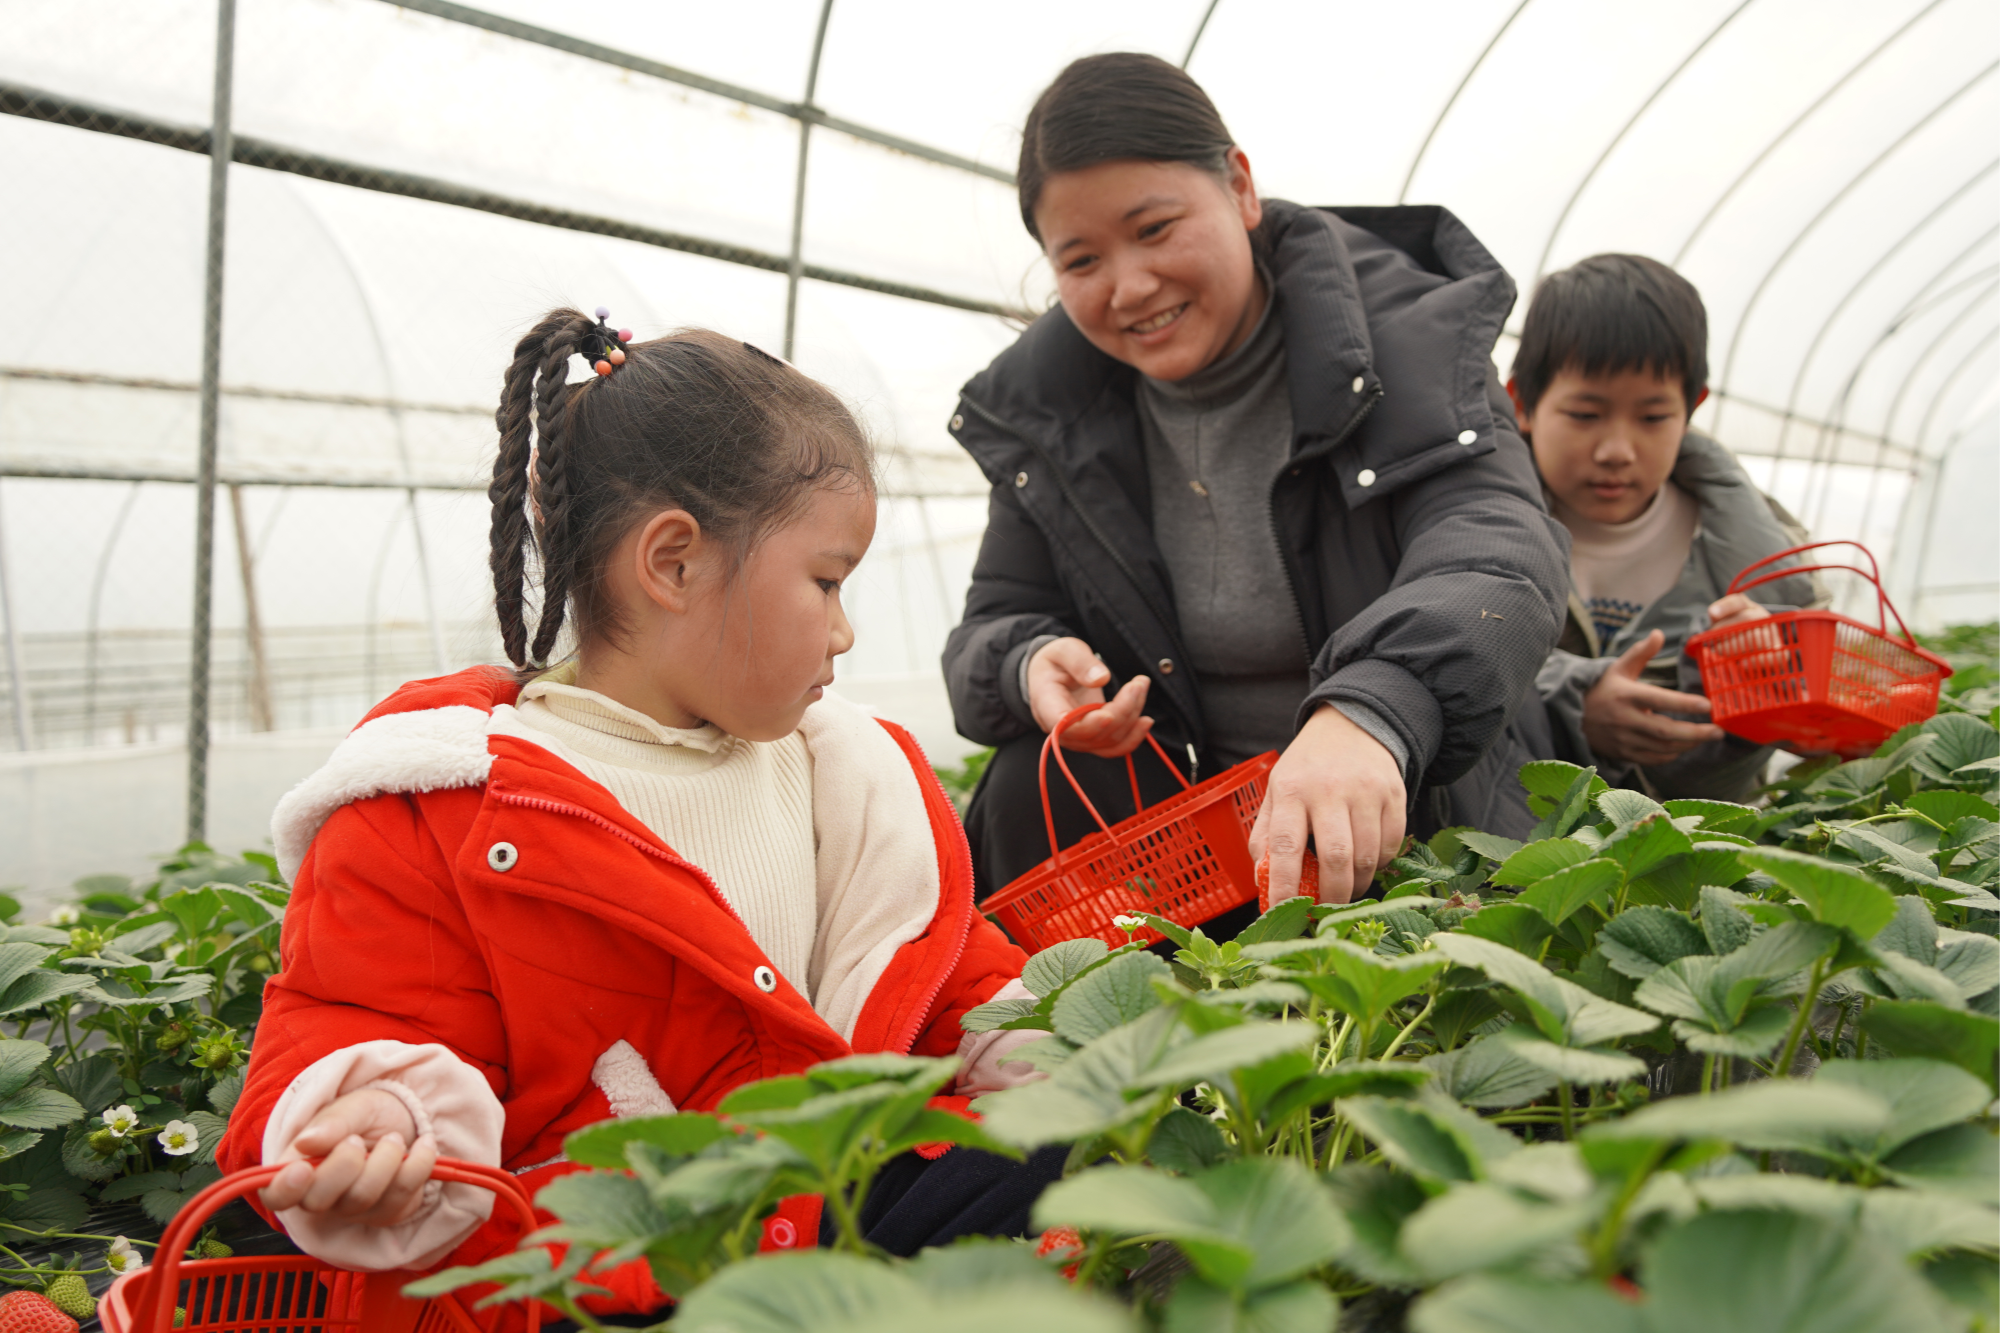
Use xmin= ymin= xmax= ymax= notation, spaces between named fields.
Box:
xmin=0 ymin=0 xmax=1993 ymax=658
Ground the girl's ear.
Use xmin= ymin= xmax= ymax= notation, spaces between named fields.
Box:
xmin=632 ymin=509 xmax=706 ymax=612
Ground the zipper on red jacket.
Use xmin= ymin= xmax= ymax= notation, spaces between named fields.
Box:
xmin=494 ymin=792 xmax=752 ymax=935
xmin=888 ymin=733 xmax=976 ymax=1055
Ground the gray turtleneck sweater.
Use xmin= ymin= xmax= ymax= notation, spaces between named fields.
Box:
xmin=1012 ymin=290 xmax=1409 ymax=779
xmin=1138 ymin=291 xmax=1409 ymax=778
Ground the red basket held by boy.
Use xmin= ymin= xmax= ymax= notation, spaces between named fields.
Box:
xmin=982 ymin=704 xmax=1275 ymax=950
xmin=1685 ymin=540 xmax=1951 ymax=760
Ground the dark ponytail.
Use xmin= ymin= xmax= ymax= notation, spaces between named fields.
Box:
xmin=489 ymin=311 xmax=872 ymax=674
xmin=1017 ymin=52 xmax=1238 ymax=241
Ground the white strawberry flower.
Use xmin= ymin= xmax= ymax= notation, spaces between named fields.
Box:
xmin=1112 ymin=914 xmax=1145 ymax=931
xmin=47 ymin=905 xmax=80 ymax=927
xmin=157 ymin=1120 xmax=199 ymax=1157
xmin=101 ymin=1105 xmax=139 ymax=1138
xmin=106 ymin=1236 xmax=141 ymax=1273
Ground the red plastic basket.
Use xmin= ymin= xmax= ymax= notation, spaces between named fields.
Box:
xmin=982 ymin=704 xmax=1275 ymax=950
xmin=1685 ymin=540 xmax=1952 ymax=760
xmin=100 ymin=1158 xmax=541 ymax=1333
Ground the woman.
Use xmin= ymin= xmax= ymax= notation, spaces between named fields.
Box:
xmin=943 ymin=53 xmax=1569 ymax=909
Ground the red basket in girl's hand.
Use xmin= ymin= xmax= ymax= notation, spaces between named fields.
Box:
xmin=982 ymin=704 xmax=1274 ymax=950
xmin=1685 ymin=540 xmax=1952 ymax=760
xmin=100 ymin=1159 xmax=541 ymax=1333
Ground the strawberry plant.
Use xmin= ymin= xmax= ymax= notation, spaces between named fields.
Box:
xmin=0 ymin=844 xmax=286 ymax=1308
xmin=406 ymin=710 xmax=1998 ymax=1333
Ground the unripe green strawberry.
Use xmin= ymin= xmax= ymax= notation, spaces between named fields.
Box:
xmin=173 ymin=1309 xmax=187 ymax=1328
xmin=40 ymin=1277 xmax=91 ymax=1320
xmin=197 ymin=1237 xmax=232 ymax=1259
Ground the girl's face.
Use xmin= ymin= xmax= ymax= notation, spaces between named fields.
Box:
xmin=591 ymin=482 xmax=876 ymax=740
xmin=1034 ymin=152 xmax=1265 ymax=383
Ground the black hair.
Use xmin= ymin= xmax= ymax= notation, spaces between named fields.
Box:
xmin=490 ymin=309 xmax=872 ymax=672
xmin=1017 ymin=52 xmax=1238 ymax=241
xmin=1512 ymin=254 xmax=1709 ymax=417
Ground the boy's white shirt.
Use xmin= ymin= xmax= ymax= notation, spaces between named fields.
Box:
xmin=262 ymin=689 xmax=1039 ymax=1270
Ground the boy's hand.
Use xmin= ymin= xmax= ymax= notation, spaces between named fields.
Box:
xmin=1584 ymin=630 xmax=1726 ymax=767
xmin=261 ymin=1088 xmax=436 ymax=1227
xmin=1706 ymin=593 xmax=1771 ymax=630
xmin=1250 ymin=705 xmax=1405 ymax=906
xmin=1027 ymin=637 xmax=1154 ymax=758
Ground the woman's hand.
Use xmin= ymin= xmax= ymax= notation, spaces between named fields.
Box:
xmin=260 ymin=1088 xmax=437 ymax=1228
xmin=1583 ymin=629 xmax=1725 ymax=767
xmin=1027 ymin=637 xmax=1153 ymax=758
xmin=1249 ymin=705 xmax=1406 ymax=905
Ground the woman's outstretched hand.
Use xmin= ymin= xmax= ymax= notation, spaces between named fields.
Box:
xmin=1027 ymin=637 xmax=1153 ymax=758
xmin=260 ymin=1088 xmax=437 ymax=1228
xmin=1250 ymin=705 xmax=1405 ymax=905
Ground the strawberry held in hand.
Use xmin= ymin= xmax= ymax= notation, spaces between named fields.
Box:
xmin=0 ymin=1290 xmax=79 ymax=1333
xmin=1254 ymin=850 xmax=1318 ymax=911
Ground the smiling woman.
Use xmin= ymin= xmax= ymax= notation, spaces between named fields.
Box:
xmin=942 ymin=53 xmax=1573 ymax=914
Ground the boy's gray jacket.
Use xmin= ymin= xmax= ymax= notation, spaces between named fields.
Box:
xmin=1536 ymin=430 xmax=1819 ymax=799
xmin=941 ymin=200 xmax=1570 ymax=790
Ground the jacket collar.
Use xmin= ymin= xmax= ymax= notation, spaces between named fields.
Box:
xmin=955 ymin=201 xmax=1516 ymax=503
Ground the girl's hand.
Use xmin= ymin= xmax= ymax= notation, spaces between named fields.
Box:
xmin=1027 ymin=637 xmax=1154 ymax=758
xmin=1707 ymin=593 xmax=1771 ymax=630
xmin=1583 ymin=629 xmax=1725 ymax=766
xmin=1249 ymin=705 xmax=1406 ymax=905
xmin=261 ymin=1088 xmax=437 ymax=1227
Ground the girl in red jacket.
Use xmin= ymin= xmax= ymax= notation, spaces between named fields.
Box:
xmin=217 ymin=310 xmax=1044 ymax=1319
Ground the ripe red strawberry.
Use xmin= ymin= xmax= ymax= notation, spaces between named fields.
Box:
xmin=1035 ymin=1225 xmax=1083 ymax=1281
xmin=0 ymin=1290 xmax=80 ymax=1333
xmin=1254 ymin=851 xmax=1319 ymax=911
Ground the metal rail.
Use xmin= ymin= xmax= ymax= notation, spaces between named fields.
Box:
xmin=377 ymin=0 xmax=1016 ymax=186
xmin=0 ymin=82 xmax=1027 ymax=321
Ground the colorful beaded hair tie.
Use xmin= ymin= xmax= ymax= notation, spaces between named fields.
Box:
xmin=583 ymin=306 xmax=634 ymax=377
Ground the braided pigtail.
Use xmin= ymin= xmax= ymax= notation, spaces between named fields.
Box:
xmin=488 ymin=308 xmax=591 ymax=671
xmin=526 ymin=314 xmax=593 ymax=668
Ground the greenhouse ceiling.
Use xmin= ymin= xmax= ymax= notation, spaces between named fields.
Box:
xmin=0 ymin=0 xmax=1994 ymax=606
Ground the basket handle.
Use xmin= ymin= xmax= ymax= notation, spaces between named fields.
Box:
xmin=139 ymin=1157 xmax=542 ymax=1333
xmin=1039 ymin=704 xmax=1192 ymax=872
xmin=1723 ymin=540 xmax=1917 ymax=646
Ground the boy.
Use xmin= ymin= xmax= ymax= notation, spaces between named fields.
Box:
xmin=1511 ymin=254 xmax=1818 ymax=801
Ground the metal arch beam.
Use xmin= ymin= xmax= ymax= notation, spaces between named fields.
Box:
xmin=1797 ymin=243 xmax=2000 ymax=499
xmin=1183 ymin=0 xmax=1223 ymax=68
xmin=0 ymin=82 xmax=1028 ymax=320
xmin=1832 ymin=270 xmax=2000 ymax=536
xmin=783 ymin=0 xmax=836 ymax=362
xmin=1766 ymin=159 xmax=1999 ymax=466
xmin=1398 ymin=0 xmax=1532 ymax=204
xmin=1710 ymin=60 xmax=1998 ymax=440
xmin=1911 ymin=321 xmax=1999 ymax=458
xmin=82 ymin=480 xmax=144 ymax=743
xmin=376 ymin=0 xmax=1015 ymax=186
xmin=1905 ymin=355 xmax=1999 ymax=604
xmin=1788 ymin=222 xmax=2000 ymax=499
xmin=280 ymin=180 xmax=450 ymax=671
xmin=1806 ymin=260 xmax=1999 ymax=526
xmin=1799 ymin=241 xmax=2000 ymax=508
xmin=1531 ymin=0 xmax=1758 ymax=285
xmin=1672 ymin=0 xmax=1950 ymax=268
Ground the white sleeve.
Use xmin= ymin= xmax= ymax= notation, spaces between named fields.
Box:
xmin=262 ymin=1039 xmax=506 ymax=1272
xmin=952 ymin=979 xmax=1049 ymax=1098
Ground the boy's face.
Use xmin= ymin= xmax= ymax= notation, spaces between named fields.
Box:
xmin=1513 ymin=367 xmax=1699 ymax=525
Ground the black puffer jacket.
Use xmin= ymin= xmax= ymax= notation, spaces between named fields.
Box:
xmin=942 ymin=201 xmax=1568 ymax=794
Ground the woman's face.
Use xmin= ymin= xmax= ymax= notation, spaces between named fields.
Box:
xmin=1033 ymin=152 xmax=1265 ymax=383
